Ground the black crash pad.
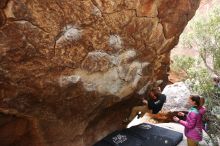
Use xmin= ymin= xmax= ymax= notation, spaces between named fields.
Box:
xmin=93 ymin=123 xmax=183 ymax=146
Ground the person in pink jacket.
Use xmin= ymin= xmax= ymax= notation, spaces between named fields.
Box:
xmin=173 ymin=95 xmax=206 ymax=146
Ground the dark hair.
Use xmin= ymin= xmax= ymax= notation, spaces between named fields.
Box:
xmin=151 ymin=87 xmax=161 ymax=93
xmin=190 ymin=95 xmax=200 ymax=107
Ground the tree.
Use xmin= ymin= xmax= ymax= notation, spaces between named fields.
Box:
xmin=179 ymin=3 xmax=220 ymax=76
xmin=171 ymin=1 xmax=220 ymax=106
xmin=171 ymin=55 xmax=213 ymax=102
xmin=172 ymin=2 xmax=220 ymax=144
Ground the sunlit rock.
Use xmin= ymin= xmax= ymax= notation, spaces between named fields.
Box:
xmin=162 ymin=82 xmax=191 ymax=112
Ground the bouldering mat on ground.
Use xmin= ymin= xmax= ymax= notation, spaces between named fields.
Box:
xmin=93 ymin=123 xmax=183 ymax=146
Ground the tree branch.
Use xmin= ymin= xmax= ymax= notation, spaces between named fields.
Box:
xmin=200 ymin=50 xmax=220 ymax=76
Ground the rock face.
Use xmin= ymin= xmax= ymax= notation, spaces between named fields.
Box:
xmin=162 ymin=82 xmax=191 ymax=112
xmin=0 ymin=108 xmax=45 ymax=146
xmin=0 ymin=0 xmax=200 ymax=146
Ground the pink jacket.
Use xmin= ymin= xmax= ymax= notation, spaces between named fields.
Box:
xmin=179 ymin=106 xmax=206 ymax=141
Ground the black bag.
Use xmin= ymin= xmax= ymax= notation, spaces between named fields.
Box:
xmin=93 ymin=123 xmax=183 ymax=146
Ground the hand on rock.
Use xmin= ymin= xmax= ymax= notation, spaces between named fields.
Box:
xmin=173 ymin=116 xmax=180 ymax=122
xmin=142 ymin=99 xmax=148 ymax=104
xmin=178 ymin=112 xmax=185 ymax=117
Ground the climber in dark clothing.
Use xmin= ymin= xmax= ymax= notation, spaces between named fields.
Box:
xmin=143 ymin=87 xmax=166 ymax=114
